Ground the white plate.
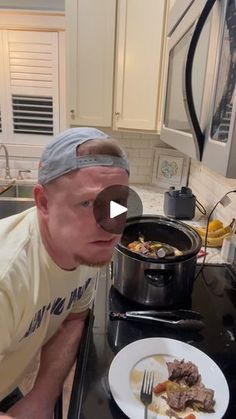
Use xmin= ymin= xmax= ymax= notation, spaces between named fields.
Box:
xmin=108 ymin=337 xmax=229 ymax=419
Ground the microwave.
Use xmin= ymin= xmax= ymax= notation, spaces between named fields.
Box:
xmin=160 ymin=0 xmax=236 ymax=178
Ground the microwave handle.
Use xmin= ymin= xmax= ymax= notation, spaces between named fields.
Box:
xmin=184 ymin=0 xmax=218 ymax=160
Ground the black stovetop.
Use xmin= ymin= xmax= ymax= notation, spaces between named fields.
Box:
xmin=69 ymin=264 xmax=236 ymax=419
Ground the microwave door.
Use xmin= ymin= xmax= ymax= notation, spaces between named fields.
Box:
xmin=160 ymin=0 xmax=216 ymax=160
xmin=203 ymin=0 xmax=236 ymax=178
xmin=184 ymin=0 xmax=218 ymax=160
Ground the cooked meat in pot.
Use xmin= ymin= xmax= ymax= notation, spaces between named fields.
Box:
xmin=127 ymin=235 xmax=183 ymax=258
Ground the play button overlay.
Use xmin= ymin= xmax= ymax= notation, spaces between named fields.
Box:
xmin=110 ymin=200 xmax=127 ymax=218
xmin=93 ymin=185 xmax=143 ymax=234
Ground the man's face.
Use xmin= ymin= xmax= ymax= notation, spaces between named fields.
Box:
xmin=40 ymin=166 xmax=129 ymax=268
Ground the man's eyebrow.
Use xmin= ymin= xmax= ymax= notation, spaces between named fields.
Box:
xmin=74 ymin=191 xmax=99 ymax=200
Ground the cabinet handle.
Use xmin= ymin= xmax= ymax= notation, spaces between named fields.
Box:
xmin=115 ymin=112 xmax=120 ymax=116
xmin=70 ymin=109 xmax=75 ymax=119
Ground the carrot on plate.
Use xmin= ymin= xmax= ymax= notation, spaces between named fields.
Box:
xmin=183 ymin=414 xmax=196 ymax=419
xmin=153 ymin=380 xmax=170 ymax=394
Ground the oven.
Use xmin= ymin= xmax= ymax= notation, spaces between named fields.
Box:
xmin=160 ymin=0 xmax=236 ymax=178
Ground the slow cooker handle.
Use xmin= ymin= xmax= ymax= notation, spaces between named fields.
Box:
xmin=144 ymin=269 xmax=174 ymax=287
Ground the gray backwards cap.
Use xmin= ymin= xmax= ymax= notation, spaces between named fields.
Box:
xmin=38 ymin=127 xmax=130 ymax=185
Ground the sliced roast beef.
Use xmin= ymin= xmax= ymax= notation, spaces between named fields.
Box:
xmin=166 ymin=386 xmax=190 ymax=411
xmin=166 ymin=383 xmax=215 ymax=412
xmin=167 ymin=359 xmax=200 ymax=386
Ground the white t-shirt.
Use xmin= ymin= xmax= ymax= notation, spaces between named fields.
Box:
xmin=0 ymin=207 xmax=99 ymax=401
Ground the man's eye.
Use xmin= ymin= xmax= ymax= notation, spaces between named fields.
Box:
xmin=80 ymin=200 xmax=93 ymax=208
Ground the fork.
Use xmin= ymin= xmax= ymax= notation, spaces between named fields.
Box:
xmin=140 ymin=370 xmax=154 ymax=419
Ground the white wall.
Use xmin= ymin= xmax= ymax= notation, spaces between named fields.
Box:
xmin=0 ymin=0 xmax=64 ymax=11
xmin=188 ymin=159 xmax=236 ymax=225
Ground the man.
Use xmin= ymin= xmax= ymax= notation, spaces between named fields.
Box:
xmin=0 ymin=127 xmax=129 ymax=418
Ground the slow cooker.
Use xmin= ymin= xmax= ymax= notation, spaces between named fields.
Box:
xmin=113 ymin=215 xmax=202 ymax=307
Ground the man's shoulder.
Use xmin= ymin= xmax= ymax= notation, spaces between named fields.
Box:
xmin=0 ymin=207 xmax=38 ymax=277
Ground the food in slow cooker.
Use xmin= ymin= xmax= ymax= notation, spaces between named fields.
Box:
xmin=127 ymin=235 xmax=183 ymax=258
xmin=153 ymin=359 xmax=215 ymax=414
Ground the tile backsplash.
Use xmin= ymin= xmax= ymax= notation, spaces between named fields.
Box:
xmin=106 ymin=130 xmax=164 ymax=184
xmin=1 ymin=131 xmax=235 ymax=226
xmin=188 ymin=159 xmax=236 ymax=224
xmin=0 ymin=130 xmax=164 ymax=183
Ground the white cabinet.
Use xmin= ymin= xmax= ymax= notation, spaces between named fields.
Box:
xmin=66 ymin=0 xmax=169 ymax=132
xmin=113 ymin=0 xmax=167 ymax=131
xmin=0 ymin=30 xmax=60 ymax=147
xmin=66 ymin=0 xmax=116 ymax=127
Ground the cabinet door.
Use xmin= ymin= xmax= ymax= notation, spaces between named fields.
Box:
xmin=114 ymin=0 xmax=167 ymax=131
xmin=66 ymin=0 xmax=116 ymax=127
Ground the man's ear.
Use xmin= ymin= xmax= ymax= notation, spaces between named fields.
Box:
xmin=33 ymin=184 xmax=49 ymax=218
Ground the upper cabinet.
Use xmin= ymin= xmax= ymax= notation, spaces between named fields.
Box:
xmin=66 ymin=0 xmax=169 ymax=132
xmin=113 ymin=0 xmax=167 ymax=131
xmin=66 ymin=0 xmax=116 ymax=127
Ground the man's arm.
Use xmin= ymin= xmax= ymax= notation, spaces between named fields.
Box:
xmin=8 ymin=310 xmax=88 ymax=419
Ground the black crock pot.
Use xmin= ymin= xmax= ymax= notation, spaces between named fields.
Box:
xmin=113 ymin=215 xmax=202 ymax=307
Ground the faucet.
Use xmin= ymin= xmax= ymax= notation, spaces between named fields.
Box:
xmin=17 ymin=169 xmax=31 ymax=180
xmin=0 ymin=143 xmax=12 ymax=180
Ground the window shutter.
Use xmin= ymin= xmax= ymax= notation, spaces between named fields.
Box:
xmin=12 ymin=95 xmax=53 ymax=135
xmin=5 ymin=31 xmax=59 ymax=144
xmin=0 ymin=31 xmax=7 ymax=140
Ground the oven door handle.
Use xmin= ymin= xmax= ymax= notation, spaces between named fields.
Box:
xmin=184 ymin=0 xmax=218 ymax=160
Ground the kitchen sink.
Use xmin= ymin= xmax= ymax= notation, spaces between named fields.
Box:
xmin=0 ymin=184 xmax=34 ymax=198
xmin=0 ymin=183 xmax=35 ymax=218
xmin=0 ymin=196 xmax=35 ymax=219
